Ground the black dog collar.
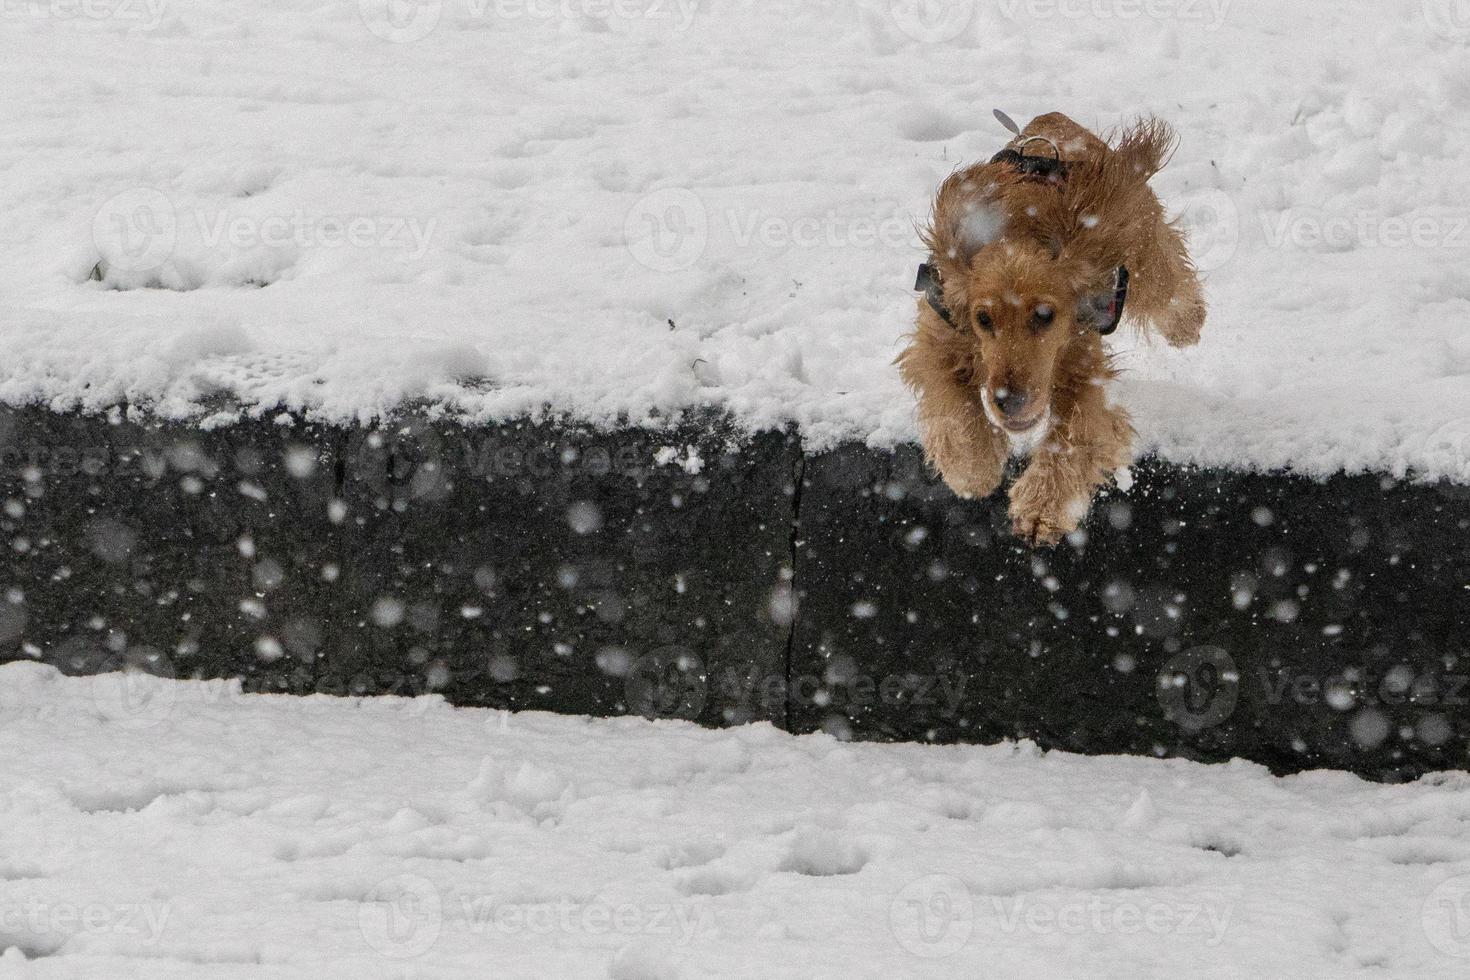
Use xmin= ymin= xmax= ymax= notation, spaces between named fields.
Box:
xmin=988 ymin=146 xmax=1070 ymax=183
xmin=913 ymin=261 xmax=1129 ymax=336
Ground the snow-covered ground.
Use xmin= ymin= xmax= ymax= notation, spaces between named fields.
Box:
xmin=1 ymin=662 xmax=1469 ymax=979
xmin=2 ymin=0 xmax=1469 ymax=479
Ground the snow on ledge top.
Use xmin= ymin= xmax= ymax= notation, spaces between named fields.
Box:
xmin=2 ymin=1 xmax=1469 ymax=482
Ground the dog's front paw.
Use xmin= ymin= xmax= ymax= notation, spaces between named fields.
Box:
xmin=1161 ymin=301 xmax=1205 ymax=348
xmin=1008 ymin=480 xmax=1090 ymax=547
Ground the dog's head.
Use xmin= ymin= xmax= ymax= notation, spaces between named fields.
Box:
xmin=962 ymin=242 xmax=1089 ymax=433
xmin=925 ymin=235 xmax=1118 ymax=435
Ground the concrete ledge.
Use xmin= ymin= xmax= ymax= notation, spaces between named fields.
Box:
xmin=791 ymin=447 xmax=1470 ymax=781
xmin=0 ymin=406 xmax=1466 ymax=781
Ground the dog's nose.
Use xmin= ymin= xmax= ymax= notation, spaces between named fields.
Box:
xmin=993 ymin=386 xmax=1030 ymax=418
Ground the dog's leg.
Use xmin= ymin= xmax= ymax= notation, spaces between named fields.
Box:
xmin=1133 ymin=212 xmax=1207 ymax=348
xmin=1008 ymin=383 xmax=1133 ymax=546
xmin=1155 ymin=220 xmax=1207 ymax=347
xmin=898 ymin=342 xmax=1007 ymax=499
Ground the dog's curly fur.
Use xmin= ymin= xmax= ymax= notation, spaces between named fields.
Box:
xmin=897 ymin=112 xmax=1206 ymax=546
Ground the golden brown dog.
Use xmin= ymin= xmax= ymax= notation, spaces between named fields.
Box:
xmin=897 ymin=112 xmax=1205 ymax=546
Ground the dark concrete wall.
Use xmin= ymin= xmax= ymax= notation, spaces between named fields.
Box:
xmin=790 ymin=448 xmax=1470 ymax=781
xmin=0 ymin=405 xmax=1465 ymax=781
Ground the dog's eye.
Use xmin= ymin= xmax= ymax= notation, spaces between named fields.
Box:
xmin=1031 ymin=304 xmax=1055 ymax=330
xmin=975 ymin=311 xmax=994 ymax=332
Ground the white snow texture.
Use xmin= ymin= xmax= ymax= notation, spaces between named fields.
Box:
xmin=3 ymin=662 xmax=1470 ymax=978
